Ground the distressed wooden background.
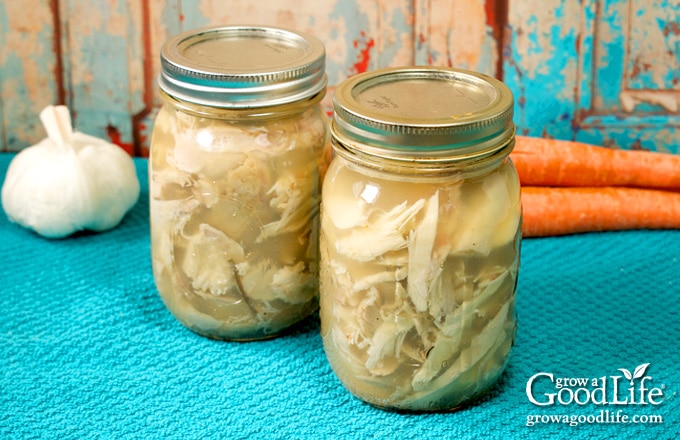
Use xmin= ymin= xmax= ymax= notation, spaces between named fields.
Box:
xmin=0 ymin=0 xmax=678 ymax=156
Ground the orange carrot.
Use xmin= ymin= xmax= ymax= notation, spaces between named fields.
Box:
xmin=511 ymin=136 xmax=680 ymax=190
xmin=521 ymin=186 xmax=680 ymax=237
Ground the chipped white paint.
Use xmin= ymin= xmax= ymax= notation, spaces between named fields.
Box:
xmin=624 ymin=0 xmax=680 ymax=91
xmin=620 ymin=90 xmax=680 ymax=113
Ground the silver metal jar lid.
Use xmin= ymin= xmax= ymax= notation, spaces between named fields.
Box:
xmin=159 ymin=25 xmax=327 ymax=108
xmin=331 ymin=66 xmax=514 ymax=160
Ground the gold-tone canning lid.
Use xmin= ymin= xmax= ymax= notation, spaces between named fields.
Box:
xmin=159 ymin=25 xmax=327 ymax=108
xmin=332 ymin=66 xmax=514 ymax=159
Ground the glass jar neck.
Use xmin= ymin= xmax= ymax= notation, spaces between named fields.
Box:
xmin=159 ymin=88 xmax=326 ymax=121
xmin=331 ymin=125 xmax=516 ymax=179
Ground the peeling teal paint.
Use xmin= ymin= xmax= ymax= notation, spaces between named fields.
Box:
xmin=173 ymin=0 xmax=210 ymax=33
xmin=576 ymin=2 xmax=597 ymax=111
xmin=329 ymin=0 xmax=372 ymax=81
xmin=506 ymin=0 xmax=679 ymax=152
xmin=0 ymin=2 xmax=58 ymax=151
xmin=476 ymin=42 xmax=496 ymax=76
xmin=504 ymin=4 xmax=580 ymax=140
xmin=379 ymin=4 xmax=410 ymax=68
xmin=594 ymin=0 xmax=626 ymax=111
xmin=577 ymin=121 xmax=679 ymax=154
xmin=62 ymin=1 xmax=138 ymax=150
xmin=1 ymin=0 xmax=678 ymax=154
xmin=629 ymin=8 xmax=680 ymax=91
xmin=0 ymin=1 xmax=6 ymax=150
xmin=160 ymin=1 xmax=183 ymax=37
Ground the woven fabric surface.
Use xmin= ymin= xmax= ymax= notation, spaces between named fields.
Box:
xmin=0 ymin=153 xmax=678 ymax=439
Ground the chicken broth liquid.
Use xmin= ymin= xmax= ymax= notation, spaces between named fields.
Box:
xmin=320 ymin=154 xmax=520 ymax=410
xmin=150 ymin=105 xmax=328 ymax=340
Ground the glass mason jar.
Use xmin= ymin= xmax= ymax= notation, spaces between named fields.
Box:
xmin=320 ymin=67 xmax=521 ymax=411
xmin=149 ymin=26 xmax=329 ymax=341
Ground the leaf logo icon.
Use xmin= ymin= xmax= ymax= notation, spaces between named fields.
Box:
xmin=618 ymin=368 xmax=633 ymax=383
xmin=618 ymin=363 xmax=651 ymax=385
xmin=633 ymin=363 xmax=650 ymax=379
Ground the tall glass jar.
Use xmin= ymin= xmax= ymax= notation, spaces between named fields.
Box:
xmin=320 ymin=67 xmax=521 ymax=411
xmin=149 ymin=26 xmax=329 ymax=341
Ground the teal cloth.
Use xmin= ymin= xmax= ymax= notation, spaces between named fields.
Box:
xmin=0 ymin=152 xmax=678 ymax=439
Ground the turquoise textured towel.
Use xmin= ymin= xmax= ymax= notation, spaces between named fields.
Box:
xmin=0 ymin=153 xmax=677 ymax=439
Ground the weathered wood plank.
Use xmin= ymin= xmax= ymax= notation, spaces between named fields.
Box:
xmin=414 ymin=0 xmax=500 ymax=77
xmin=506 ymin=0 xmax=680 ymax=152
xmin=145 ymin=0 xmax=417 ymax=143
xmin=620 ymin=0 xmax=680 ymax=113
xmin=578 ymin=0 xmax=680 ymax=152
xmin=504 ymin=0 xmax=581 ymax=140
xmin=4 ymin=0 xmax=677 ymax=155
xmin=59 ymin=0 xmax=146 ymax=155
xmin=0 ymin=0 xmax=59 ymax=151
xmin=0 ymin=0 xmax=499 ymax=154
xmin=148 ymin=0 xmax=413 ymax=90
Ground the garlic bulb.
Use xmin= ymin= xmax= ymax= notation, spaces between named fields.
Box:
xmin=1 ymin=105 xmax=140 ymax=238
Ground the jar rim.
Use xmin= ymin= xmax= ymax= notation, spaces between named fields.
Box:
xmin=159 ymin=25 xmax=327 ymax=109
xmin=159 ymin=88 xmax=326 ymax=119
xmin=330 ymin=119 xmax=516 ymax=176
xmin=332 ymin=66 xmax=514 ymax=157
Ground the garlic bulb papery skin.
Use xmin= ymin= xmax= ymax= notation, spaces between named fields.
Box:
xmin=1 ymin=105 xmax=140 ymax=238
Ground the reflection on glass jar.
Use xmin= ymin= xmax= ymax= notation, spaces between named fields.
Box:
xmin=149 ymin=26 xmax=329 ymax=340
xmin=320 ymin=67 xmax=521 ymax=411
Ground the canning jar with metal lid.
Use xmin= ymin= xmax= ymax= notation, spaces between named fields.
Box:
xmin=149 ymin=26 xmax=329 ymax=341
xmin=320 ymin=66 xmax=520 ymax=410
